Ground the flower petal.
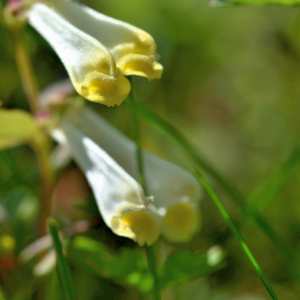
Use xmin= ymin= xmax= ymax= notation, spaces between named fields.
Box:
xmin=64 ymin=107 xmax=201 ymax=242
xmin=61 ymin=122 xmax=161 ymax=246
xmin=27 ymin=3 xmax=131 ymax=107
xmin=51 ymin=0 xmax=163 ymax=80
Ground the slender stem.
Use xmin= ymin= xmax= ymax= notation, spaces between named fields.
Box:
xmin=12 ymin=30 xmax=39 ymax=114
xmin=31 ymin=136 xmax=55 ymax=237
xmin=129 ymin=101 xmax=299 ymax=283
xmin=12 ymin=29 xmax=54 ymax=236
xmin=48 ymin=218 xmax=76 ymax=300
xmin=129 ymin=78 xmax=161 ymax=300
xmin=130 ymin=92 xmax=147 ymax=194
xmin=195 ymin=169 xmax=279 ymax=300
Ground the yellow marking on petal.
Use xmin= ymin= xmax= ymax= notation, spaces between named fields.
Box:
xmin=117 ymin=54 xmax=163 ymax=80
xmin=121 ymin=210 xmax=160 ymax=246
xmin=121 ymin=60 xmax=163 ymax=80
xmin=79 ymin=74 xmax=131 ymax=107
xmin=163 ymin=203 xmax=200 ymax=243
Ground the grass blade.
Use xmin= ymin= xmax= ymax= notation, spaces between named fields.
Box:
xmin=242 ymin=146 xmax=300 ymax=281
xmin=129 ymin=100 xmax=299 ymax=281
xmin=195 ymin=168 xmax=279 ymax=300
xmin=127 ymin=99 xmax=243 ymax=202
xmin=48 ymin=218 xmax=76 ymax=300
xmin=247 ymin=146 xmax=300 ymax=212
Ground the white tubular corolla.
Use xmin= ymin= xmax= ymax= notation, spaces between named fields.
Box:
xmin=63 ymin=107 xmax=201 ymax=243
xmin=51 ymin=0 xmax=163 ymax=80
xmin=28 ymin=3 xmax=131 ymax=107
xmin=61 ymin=122 xmax=161 ymax=246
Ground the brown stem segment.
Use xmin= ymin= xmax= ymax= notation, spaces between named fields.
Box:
xmin=12 ymin=30 xmax=39 ymax=114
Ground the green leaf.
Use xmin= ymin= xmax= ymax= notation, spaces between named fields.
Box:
xmin=160 ymin=249 xmax=222 ymax=288
xmin=71 ymin=237 xmax=223 ymax=291
xmin=70 ymin=236 xmax=151 ymax=292
xmin=0 ymin=109 xmax=41 ymax=150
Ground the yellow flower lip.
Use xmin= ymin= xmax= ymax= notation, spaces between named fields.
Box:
xmin=163 ymin=202 xmax=201 ymax=243
xmin=118 ymin=54 xmax=163 ymax=80
xmin=115 ymin=209 xmax=161 ymax=246
xmin=80 ymin=72 xmax=131 ymax=107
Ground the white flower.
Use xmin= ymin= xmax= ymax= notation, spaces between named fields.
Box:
xmin=51 ymin=0 xmax=163 ymax=80
xmin=27 ymin=0 xmax=163 ymax=107
xmin=62 ymin=107 xmax=202 ymax=243
xmin=27 ymin=2 xmax=129 ymax=107
xmin=60 ymin=122 xmax=162 ymax=246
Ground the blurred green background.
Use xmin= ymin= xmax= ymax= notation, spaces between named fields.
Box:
xmin=1 ymin=0 xmax=300 ymax=299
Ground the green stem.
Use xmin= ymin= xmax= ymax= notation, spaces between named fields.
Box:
xmin=195 ymin=169 xmax=278 ymax=300
xmin=129 ymin=101 xmax=298 ymax=282
xmin=12 ymin=30 xmax=39 ymax=114
xmin=12 ymin=29 xmax=54 ymax=237
xmin=130 ymin=91 xmax=147 ymax=194
xmin=31 ymin=136 xmax=55 ymax=237
xmin=129 ymin=78 xmax=161 ymax=300
xmin=48 ymin=218 xmax=76 ymax=300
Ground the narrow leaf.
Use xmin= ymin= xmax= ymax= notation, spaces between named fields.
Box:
xmin=248 ymin=146 xmax=300 ymax=212
xmin=195 ymin=168 xmax=279 ymax=300
xmin=48 ymin=218 xmax=75 ymax=300
xmin=129 ymin=100 xmax=299 ymax=282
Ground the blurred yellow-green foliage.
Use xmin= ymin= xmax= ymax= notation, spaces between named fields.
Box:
xmin=1 ymin=0 xmax=300 ymax=299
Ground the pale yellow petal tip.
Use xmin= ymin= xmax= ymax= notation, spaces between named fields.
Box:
xmin=118 ymin=54 xmax=163 ymax=80
xmin=75 ymin=74 xmax=131 ymax=107
xmin=163 ymin=203 xmax=201 ymax=243
xmin=112 ymin=210 xmax=161 ymax=246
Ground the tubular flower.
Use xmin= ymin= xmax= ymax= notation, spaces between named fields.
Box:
xmin=27 ymin=0 xmax=163 ymax=106
xmin=62 ymin=107 xmax=202 ymax=243
xmin=27 ymin=2 xmax=130 ymax=107
xmin=50 ymin=0 xmax=163 ymax=80
xmin=60 ymin=122 xmax=162 ymax=246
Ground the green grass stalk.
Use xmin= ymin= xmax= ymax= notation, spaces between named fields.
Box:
xmin=48 ymin=218 xmax=76 ymax=300
xmin=128 ymin=101 xmax=298 ymax=282
xmin=195 ymin=169 xmax=279 ymax=300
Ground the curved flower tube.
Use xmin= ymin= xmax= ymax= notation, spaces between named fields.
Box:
xmin=50 ymin=0 xmax=163 ymax=80
xmin=63 ymin=107 xmax=201 ymax=243
xmin=27 ymin=3 xmax=131 ymax=107
xmin=61 ymin=122 xmax=162 ymax=246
